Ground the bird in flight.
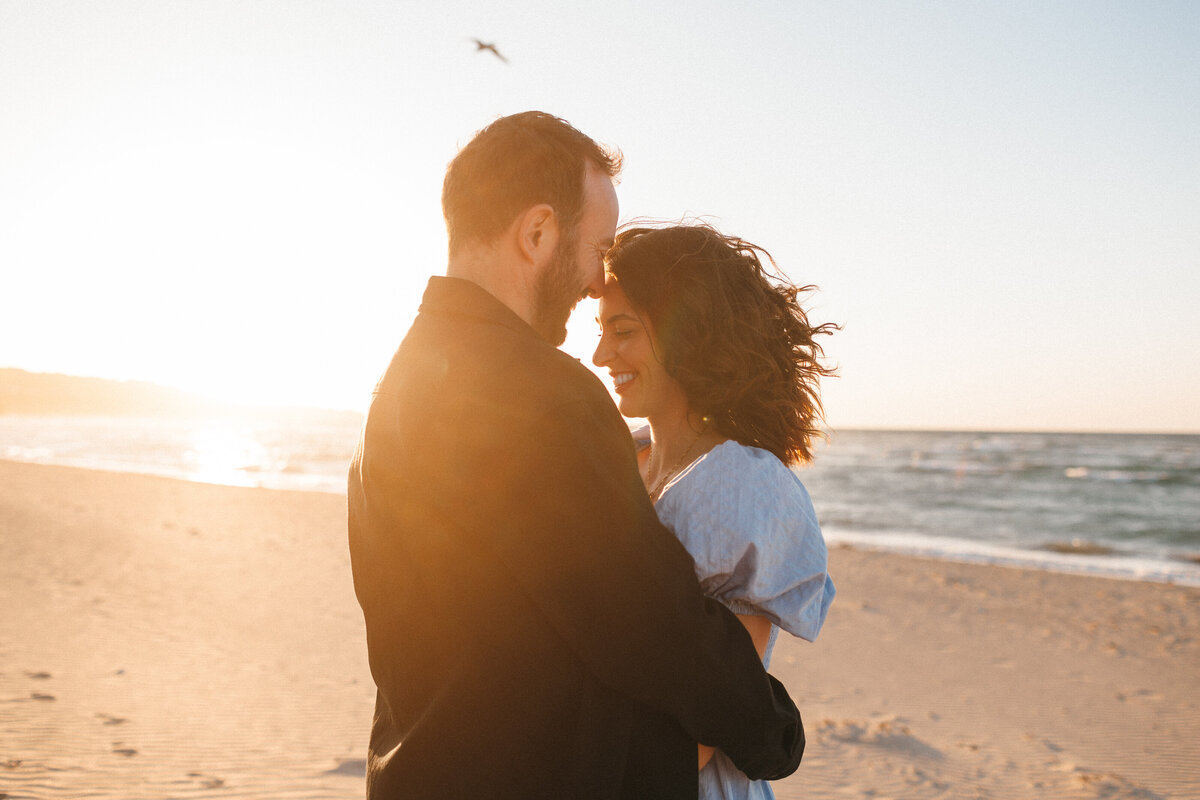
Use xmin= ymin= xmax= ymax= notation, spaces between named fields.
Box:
xmin=470 ymin=38 xmax=509 ymax=64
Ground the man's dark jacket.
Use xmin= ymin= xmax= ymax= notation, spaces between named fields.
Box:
xmin=347 ymin=277 xmax=804 ymax=798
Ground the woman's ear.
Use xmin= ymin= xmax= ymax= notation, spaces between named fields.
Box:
xmin=515 ymin=203 xmax=560 ymax=267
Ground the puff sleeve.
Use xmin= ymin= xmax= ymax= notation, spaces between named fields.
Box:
xmin=655 ymin=442 xmax=835 ymax=642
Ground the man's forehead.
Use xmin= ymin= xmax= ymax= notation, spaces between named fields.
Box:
xmin=583 ymin=168 xmax=618 ymax=209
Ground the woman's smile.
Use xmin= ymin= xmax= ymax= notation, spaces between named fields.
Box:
xmin=611 ymin=371 xmax=636 ymax=393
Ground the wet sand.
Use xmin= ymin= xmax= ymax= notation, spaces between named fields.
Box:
xmin=1 ymin=460 xmax=1196 ymax=799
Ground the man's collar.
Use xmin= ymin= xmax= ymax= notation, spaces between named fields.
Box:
xmin=420 ymin=276 xmax=541 ymax=340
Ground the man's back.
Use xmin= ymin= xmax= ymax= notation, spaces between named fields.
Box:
xmin=348 ymin=277 xmax=803 ymax=798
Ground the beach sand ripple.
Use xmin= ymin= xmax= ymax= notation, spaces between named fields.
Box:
xmin=0 ymin=461 xmax=373 ymax=799
xmin=2 ymin=461 xmax=1197 ymax=799
xmin=771 ymin=547 xmax=1199 ymax=799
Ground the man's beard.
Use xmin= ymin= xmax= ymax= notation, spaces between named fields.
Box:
xmin=530 ymin=228 xmax=581 ymax=347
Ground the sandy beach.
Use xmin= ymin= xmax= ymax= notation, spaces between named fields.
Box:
xmin=1 ymin=460 xmax=1196 ymax=799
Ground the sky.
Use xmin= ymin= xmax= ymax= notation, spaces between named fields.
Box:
xmin=2 ymin=0 xmax=1198 ymax=432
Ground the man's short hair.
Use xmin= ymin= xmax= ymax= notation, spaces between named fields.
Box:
xmin=442 ymin=111 xmax=621 ymax=254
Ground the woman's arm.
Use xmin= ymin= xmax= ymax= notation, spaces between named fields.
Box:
xmin=699 ymin=613 xmax=774 ymax=769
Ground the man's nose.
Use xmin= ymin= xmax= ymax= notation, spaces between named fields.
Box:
xmin=584 ymin=266 xmax=605 ymax=300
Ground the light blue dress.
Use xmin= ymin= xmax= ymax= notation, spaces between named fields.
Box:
xmin=654 ymin=441 xmax=835 ymax=800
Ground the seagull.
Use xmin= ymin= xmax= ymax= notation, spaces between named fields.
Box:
xmin=470 ymin=38 xmax=509 ymax=64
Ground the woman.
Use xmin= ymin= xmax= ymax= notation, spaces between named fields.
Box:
xmin=593 ymin=224 xmax=837 ymax=800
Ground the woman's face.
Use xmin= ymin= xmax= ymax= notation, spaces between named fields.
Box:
xmin=592 ymin=277 xmax=689 ymax=421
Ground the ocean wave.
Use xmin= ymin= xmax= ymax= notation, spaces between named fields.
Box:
xmin=1063 ymin=466 xmax=1199 ymax=485
xmin=822 ymin=528 xmax=1200 ymax=587
xmin=5 ymin=419 xmax=1198 ymax=584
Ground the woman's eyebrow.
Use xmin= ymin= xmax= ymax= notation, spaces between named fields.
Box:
xmin=599 ymin=313 xmax=640 ymax=327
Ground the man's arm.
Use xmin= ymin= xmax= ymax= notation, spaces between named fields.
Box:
xmin=462 ymin=394 xmax=803 ymax=780
xmin=698 ymin=613 xmax=773 ymax=770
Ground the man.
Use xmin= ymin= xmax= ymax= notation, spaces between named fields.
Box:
xmin=347 ymin=111 xmax=804 ymax=799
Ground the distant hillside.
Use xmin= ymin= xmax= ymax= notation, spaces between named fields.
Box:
xmin=0 ymin=368 xmax=228 ymax=417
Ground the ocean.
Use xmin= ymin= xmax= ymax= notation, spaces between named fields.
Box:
xmin=2 ymin=414 xmax=1198 ymax=586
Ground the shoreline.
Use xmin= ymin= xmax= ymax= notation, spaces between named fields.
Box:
xmin=823 ymin=528 xmax=1200 ymax=588
xmin=2 ymin=460 xmax=1197 ymax=798
xmin=3 ymin=453 xmax=1197 ymax=588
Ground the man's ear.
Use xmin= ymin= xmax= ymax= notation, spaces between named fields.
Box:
xmin=515 ymin=204 xmax=560 ymax=266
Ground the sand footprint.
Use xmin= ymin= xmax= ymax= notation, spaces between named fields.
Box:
xmin=186 ymin=772 xmax=226 ymax=789
xmin=324 ymin=758 xmax=366 ymax=777
xmin=813 ymin=716 xmax=959 ymax=796
xmin=1045 ymin=761 xmax=1164 ymax=799
xmin=817 ymin=716 xmax=945 ymax=761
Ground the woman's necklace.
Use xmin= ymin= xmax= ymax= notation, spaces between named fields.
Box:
xmin=647 ymin=428 xmax=704 ymax=502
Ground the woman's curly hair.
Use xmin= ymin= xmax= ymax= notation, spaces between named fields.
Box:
xmin=605 ymin=223 xmax=837 ymax=465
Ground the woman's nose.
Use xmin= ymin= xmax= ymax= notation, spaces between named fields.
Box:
xmin=592 ymin=335 xmax=610 ymax=368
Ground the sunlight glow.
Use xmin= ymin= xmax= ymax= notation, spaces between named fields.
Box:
xmin=3 ymin=2 xmax=1197 ymax=430
xmin=183 ymin=425 xmax=271 ymax=488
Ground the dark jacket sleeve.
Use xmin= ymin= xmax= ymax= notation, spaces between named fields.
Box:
xmin=459 ymin=393 xmax=804 ymax=780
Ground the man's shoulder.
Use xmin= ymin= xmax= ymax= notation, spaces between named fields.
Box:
xmin=388 ymin=308 xmax=616 ymax=422
xmin=504 ymin=347 xmax=624 ymax=441
xmin=529 ymin=346 xmax=613 ymax=407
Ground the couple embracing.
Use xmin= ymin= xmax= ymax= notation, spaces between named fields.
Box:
xmin=347 ymin=111 xmax=836 ymax=799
